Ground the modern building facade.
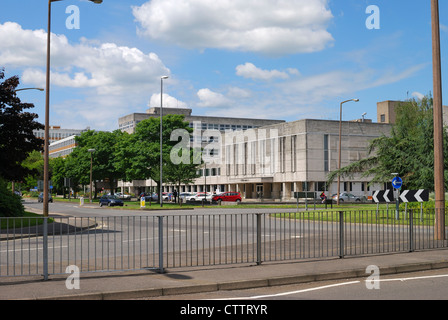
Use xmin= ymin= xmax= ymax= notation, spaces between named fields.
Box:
xmin=119 ymin=107 xmax=285 ymax=134
xmin=48 ymin=135 xmax=78 ymax=158
xmin=33 ymin=125 xmax=90 ymax=144
xmin=119 ymin=104 xmax=393 ymax=200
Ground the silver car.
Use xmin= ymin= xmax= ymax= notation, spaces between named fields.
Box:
xmin=332 ymin=193 xmax=362 ymax=203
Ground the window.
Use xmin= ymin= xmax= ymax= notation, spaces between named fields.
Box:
xmin=380 ymin=114 xmax=386 ymax=123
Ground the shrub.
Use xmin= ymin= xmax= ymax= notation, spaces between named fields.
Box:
xmin=0 ymin=180 xmax=25 ymax=217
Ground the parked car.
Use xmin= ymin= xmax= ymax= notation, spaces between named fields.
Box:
xmin=185 ymin=193 xmax=199 ymax=202
xmin=115 ymin=192 xmax=131 ymax=200
xmin=162 ymin=192 xmax=172 ymax=201
xmin=139 ymin=192 xmax=158 ymax=201
xmin=188 ymin=192 xmax=213 ymax=202
xmin=99 ymin=195 xmax=124 ymax=207
xmin=212 ymin=192 xmax=242 ymax=203
xmin=38 ymin=192 xmax=53 ymax=203
xmin=179 ymin=192 xmax=194 ymax=201
xmin=332 ymin=193 xmax=362 ymax=203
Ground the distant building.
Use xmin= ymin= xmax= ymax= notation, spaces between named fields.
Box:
xmin=33 ymin=125 xmax=90 ymax=144
xmin=377 ymin=100 xmax=448 ymax=125
xmin=118 ymin=107 xmax=285 ymax=134
xmin=49 ymin=135 xmax=78 ymax=158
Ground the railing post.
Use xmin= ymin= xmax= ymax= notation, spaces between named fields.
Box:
xmin=43 ymin=217 xmax=49 ymax=280
xmin=339 ymin=211 xmax=344 ymax=258
xmin=256 ymin=214 xmax=262 ymax=265
xmin=409 ymin=209 xmax=414 ymax=252
xmin=158 ymin=216 xmax=165 ymax=273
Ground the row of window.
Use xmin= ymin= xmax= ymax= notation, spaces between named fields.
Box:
xmin=189 ymin=122 xmax=256 ymax=131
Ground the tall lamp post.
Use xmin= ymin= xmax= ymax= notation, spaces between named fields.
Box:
xmin=160 ymin=76 xmax=169 ymax=207
xmin=337 ymin=99 xmax=359 ymax=205
xmin=43 ymin=0 xmax=102 ymax=217
xmin=88 ymin=149 xmax=95 ymax=203
xmin=431 ymin=0 xmax=445 ymax=240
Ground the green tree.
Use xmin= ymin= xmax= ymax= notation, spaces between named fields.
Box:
xmin=124 ymin=114 xmax=201 ymax=202
xmin=66 ymin=130 xmax=124 ymax=198
xmin=327 ymin=95 xmax=448 ymax=191
xmin=0 ymin=69 xmax=44 ymax=182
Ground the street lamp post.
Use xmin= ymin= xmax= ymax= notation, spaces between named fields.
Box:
xmin=15 ymin=88 xmax=45 ymax=93
xmin=431 ymin=0 xmax=445 ymax=240
xmin=337 ymin=99 xmax=359 ymax=205
xmin=88 ymin=149 xmax=95 ymax=203
xmin=43 ymin=0 xmax=102 ymax=217
xmin=160 ymin=76 xmax=169 ymax=207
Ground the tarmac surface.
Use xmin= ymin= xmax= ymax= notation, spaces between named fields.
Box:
xmin=1 ymin=202 xmax=448 ymax=300
xmin=1 ymin=249 xmax=447 ymax=300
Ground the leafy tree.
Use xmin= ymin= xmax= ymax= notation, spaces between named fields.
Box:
xmin=66 ymin=130 xmax=124 ymax=198
xmin=327 ymin=95 xmax=448 ymax=191
xmin=124 ymin=114 xmax=201 ymax=202
xmin=0 ymin=68 xmax=44 ymax=182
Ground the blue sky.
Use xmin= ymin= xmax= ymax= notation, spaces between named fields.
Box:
xmin=1 ymin=0 xmax=447 ymax=130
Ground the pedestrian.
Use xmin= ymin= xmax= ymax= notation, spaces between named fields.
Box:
xmin=173 ymin=189 xmax=178 ymax=203
xmin=320 ymin=192 xmax=327 ymax=203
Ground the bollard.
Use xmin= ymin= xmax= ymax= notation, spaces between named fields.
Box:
xmin=80 ymin=197 xmax=84 ymax=206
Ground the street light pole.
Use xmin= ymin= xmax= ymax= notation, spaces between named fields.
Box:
xmin=88 ymin=149 xmax=95 ymax=203
xmin=43 ymin=0 xmax=102 ymax=217
xmin=160 ymin=76 xmax=169 ymax=207
xmin=431 ymin=0 xmax=445 ymax=240
xmin=337 ymin=99 xmax=359 ymax=205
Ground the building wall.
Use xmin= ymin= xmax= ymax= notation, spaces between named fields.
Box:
xmin=154 ymin=119 xmax=392 ymax=200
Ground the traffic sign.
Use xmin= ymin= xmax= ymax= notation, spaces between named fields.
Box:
xmin=399 ymin=189 xmax=429 ymax=203
xmin=372 ymin=190 xmax=394 ymax=203
xmin=392 ymin=176 xmax=403 ymax=189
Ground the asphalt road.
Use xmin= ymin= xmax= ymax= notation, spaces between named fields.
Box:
xmin=144 ymin=268 xmax=448 ymax=300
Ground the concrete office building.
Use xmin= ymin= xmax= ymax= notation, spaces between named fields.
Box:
xmin=119 ymin=107 xmax=285 ymax=134
xmin=33 ymin=125 xmax=90 ymax=144
xmin=119 ymin=104 xmax=393 ymax=200
xmin=190 ymin=118 xmax=392 ymax=201
xmin=49 ymin=135 xmax=78 ymax=158
xmin=377 ymin=100 xmax=448 ymax=125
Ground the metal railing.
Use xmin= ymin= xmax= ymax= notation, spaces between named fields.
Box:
xmin=0 ymin=209 xmax=447 ymax=279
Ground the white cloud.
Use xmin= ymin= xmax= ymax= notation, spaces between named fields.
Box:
xmin=132 ymin=0 xmax=334 ymax=55
xmin=197 ymin=88 xmax=231 ymax=108
xmin=412 ymin=92 xmax=425 ymax=100
xmin=149 ymin=93 xmax=189 ymax=109
xmin=236 ymin=62 xmax=299 ymax=81
xmin=0 ymin=22 xmax=171 ymax=130
xmin=0 ymin=22 xmax=170 ymax=95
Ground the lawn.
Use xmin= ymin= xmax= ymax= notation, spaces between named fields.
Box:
xmin=0 ymin=212 xmax=53 ymax=230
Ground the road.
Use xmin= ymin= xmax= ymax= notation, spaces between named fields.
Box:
xmin=144 ymin=268 xmax=448 ymax=300
xmin=3 ymin=200 xmax=316 ymax=277
xmin=3 ymin=200 xmax=443 ymax=279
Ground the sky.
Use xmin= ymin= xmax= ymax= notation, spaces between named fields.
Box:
xmin=1 ymin=0 xmax=448 ymax=131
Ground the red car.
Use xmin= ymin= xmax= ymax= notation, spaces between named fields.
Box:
xmin=212 ymin=192 xmax=242 ymax=203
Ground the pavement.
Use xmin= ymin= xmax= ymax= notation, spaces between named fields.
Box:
xmin=1 ymin=250 xmax=448 ymax=300
xmin=1 ymin=202 xmax=448 ymax=300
